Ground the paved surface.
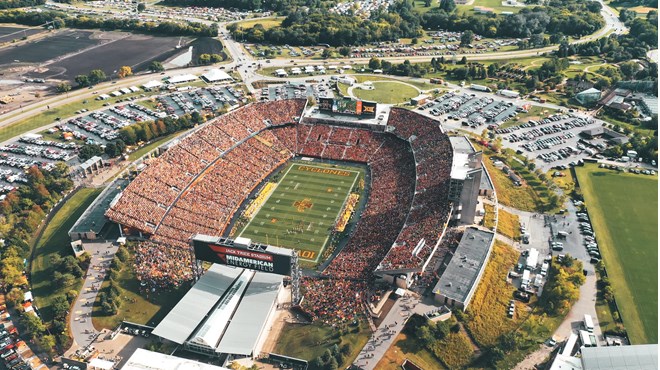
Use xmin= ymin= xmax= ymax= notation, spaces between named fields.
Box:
xmin=353 ymin=293 xmax=442 ymax=370
xmin=66 ymin=240 xmax=119 ymax=355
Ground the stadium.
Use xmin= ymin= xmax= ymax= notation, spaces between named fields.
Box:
xmin=105 ymin=98 xmax=458 ymax=357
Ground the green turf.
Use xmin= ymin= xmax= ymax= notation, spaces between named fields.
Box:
xmin=238 ymin=161 xmax=363 ymax=262
xmin=575 ymin=164 xmax=658 ymax=344
xmin=352 ymin=81 xmax=420 ymax=104
xmin=274 ymin=320 xmax=371 ymax=368
xmin=31 ymin=187 xmax=102 ymax=322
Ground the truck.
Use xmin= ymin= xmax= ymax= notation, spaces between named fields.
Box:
xmin=584 ymin=314 xmax=594 ymax=332
xmin=521 ymin=269 xmax=531 ymax=287
xmin=533 ymin=274 xmax=543 ymax=288
xmin=557 ymin=231 xmax=568 ymax=238
xmin=541 ymin=262 xmax=549 ymax=276
xmin=526 ymin=248 xmax=539 ymax=270
xmin=470 ymin=84 xmax=491 ymax=92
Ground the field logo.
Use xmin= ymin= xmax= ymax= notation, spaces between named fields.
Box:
xmin=293 ymin=198 xmax=313 ymax=212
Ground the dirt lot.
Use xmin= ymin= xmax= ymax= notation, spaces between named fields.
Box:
xmin=0 ymin=29 xmax=99 ymax=66
xmin=29 ymin=32 xmax=193 ymax=81
xmin=0 ymin=25 xmax=45 ymax=43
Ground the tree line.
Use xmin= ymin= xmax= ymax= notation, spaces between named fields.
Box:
xmin=0 ymin=0 xmax=45 ymax=9
xmin=0 ymin=164 xmax=75 ymax=355
xmin=230 ymin=0 xmax=603 ymax=46
xmin=0 ymin=9 xmax=219 ymax=37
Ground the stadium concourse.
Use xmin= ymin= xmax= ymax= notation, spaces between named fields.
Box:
xmin=105 ymin=99 xmax=455 ymax=326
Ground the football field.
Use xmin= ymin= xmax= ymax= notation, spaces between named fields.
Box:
xmin=238 ymin=161 xmax=362 ymax=262
xmin=575 ymin=164 xmax=658 ymax=344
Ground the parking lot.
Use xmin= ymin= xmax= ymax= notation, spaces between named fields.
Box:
xmin=260 ymin=82 xmax=333 ymax=101
xmin=0 ymin=86 xmax=245 ymax=191
xmin=422 ymin=91 xmax=612 ymax=172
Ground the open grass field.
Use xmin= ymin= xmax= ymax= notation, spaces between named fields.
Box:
xmin=92 ymin=246 xmax=188 ymax=330
xmin=574 ymin=164 xmax=658 ymax=344
xmin=351 ymin=81 xmax=420 ymax=104
xmin=233 ymin=17 xmax=285 ymax=30
xmin=457 ymin=0 xmax=526 ymax=14
xmin=238 ymin=161 xmax=363 ymax=262
xmin=377 ymin=332 xmax=446 ymax=370
xmin=31 ymin=187 xmax=102 ymax=322
xmin=0 ymin=25 xmax=44 ymax=43
xmin=274 ymin=321 xmax=370 ymax=368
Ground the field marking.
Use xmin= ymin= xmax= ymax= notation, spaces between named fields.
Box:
xmin=293 ymin=163 xmax=361 ymax=176
xmin=238 ymin=163 xmax=297 ymax=239
xmin=239 ymin=162 xmax=361 ymax=263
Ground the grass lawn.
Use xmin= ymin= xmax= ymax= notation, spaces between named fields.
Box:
xmin=127 ymin=132 xmax=182 ymax=161
xmin=497 ymin=208 xmax=521 ymax=241
xmin=31 ymin=187 xmax=102 ymax=322
xmin=500 ymin=106 xmax=559 ymax=129
xmin=377 ymin=332 xmax=446 ymax=370
xmin=352 ymin=81 xmax=419 ymax=104
xmin=274 ymin=320 xmax=370 ymax=368
xmin=483 ymin=203 xmax=496 ymax=230
xmin=465 ymin=240 xmax=522 ymax=347
xmin=233 ymin=17 xmax=284 ymax=30
xmin=238 ymin=161 xmax=363 ymax=262
xmin=477 ymin=145 xmax=546 ymax=212
xmin=91 ymin=246 xmax=188 ymax=330
xmin=574 ymin=164 xmax=658 ymax=344
xmin=457 ymin=0 xmax=525 ymax=14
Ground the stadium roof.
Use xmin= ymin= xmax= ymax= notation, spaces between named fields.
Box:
xmin=69 ymin=178 xmax=128 ymax=235
xmin=217 ymin=271 xmax=282 ymax=355
xmin=152 ymin=264 xmax=244 ymax=344
xmin=432 ymin=227 xmax=494 ymax=305
xmin=581 ymin=344 xmax=658 ymax=370
xmin=189 ymin=269 xmax=254 ymax=348
xmin=122 ymin=349 xmax=230 ymax=370
xmin=450 ymin=136 xmax=481 ymax=180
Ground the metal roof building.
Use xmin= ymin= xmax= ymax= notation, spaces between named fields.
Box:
xmin=433 ymin=227 xmax=495 ymax=310
xmin=581 ymin=344 xmax=658 ymax=370
xmin=152 ymin=264 xmax=283 ymax=359
xmin=69 ymin=178 xmax=128 ymax=241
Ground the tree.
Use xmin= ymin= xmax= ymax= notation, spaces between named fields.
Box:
xmin=78 ymin=144 xmax=103 ymax=161
xmin=51 ymin=295 xmax=69 ymax=319
xmin=460 ymin=30 xmax=474 ymax=46
xmin=149 ymin=61 xmax=164 ymax=72
xmin=88 ymin=69 xmax=106 ymax=85
xmin=326 ymin=357 xmax=338 ymax=370
xmin=56 ymin=82 xmax=71 ymax=94
xmin=36 ymin=334 xmax=56 ymax=356
xmin=338 ymin=46 xmax=351 ymax=57
xmin=74 ymin=75 xmax=89 ymax=87
xmin=21 ymin=313 xmax=45 ymax=335
xmin=137 ymin=2 xmax=146 ymax=11
xmin=619 ymin=61 xmax=640 ymax=80
xmin=439 ymin=0 xmax=456 ymax=12
xmin=117 ymin=66 xmax=132 ymax=79
xmin=321 ymin=48 xmax=332 ymax=59
xmin=368 ymin=57 xmax=381 ymax=70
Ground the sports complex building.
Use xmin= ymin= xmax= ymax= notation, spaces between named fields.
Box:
xmin=99 ymin=97 xmax=491 ymax=360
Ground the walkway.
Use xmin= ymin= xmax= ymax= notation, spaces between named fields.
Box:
xmin=65 ymin=240 xmax=119 ymax=356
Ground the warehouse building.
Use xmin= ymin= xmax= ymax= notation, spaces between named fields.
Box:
xmin=432 ymin=227 xmax=495 ymax=309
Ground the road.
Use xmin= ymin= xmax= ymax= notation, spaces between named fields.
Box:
xmin=66 ymin=240 xmax=119 ymax=355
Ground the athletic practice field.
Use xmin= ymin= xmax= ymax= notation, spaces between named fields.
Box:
xmin=239 ymin=161 xmax=363 ymax=262
xmin=575 ymin=164 xmax=658 ymax=344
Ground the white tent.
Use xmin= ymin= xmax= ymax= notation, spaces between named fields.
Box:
xmin=89 ymin=358 xmax=115 ymax=370
xmin=142 ymin=80 xmax=163 ymax=90
xmin=201 ymin=69 xmax=233 ymax=83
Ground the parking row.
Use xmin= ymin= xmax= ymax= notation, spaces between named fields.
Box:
xmin=422 ymin=92 xmax=520 ymax=127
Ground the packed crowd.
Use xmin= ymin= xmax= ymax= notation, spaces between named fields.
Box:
xmin=134 ymin=242 xmax=195 ymax=292
xmin=108 ymin=100 xmax=455 ymax=320
xmin=377 ymin=108 xmax=453 ymax=272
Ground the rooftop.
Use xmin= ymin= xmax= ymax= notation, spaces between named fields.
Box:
xmin=69 ymin=178 xmax=128 ymax=235
xmin=122 ymin=348 xmax=230 ymax=370
xmin=581 ymin=344 xmax=658 ymax=370
xmin=432 ymin=227 xmax=494 ymax=304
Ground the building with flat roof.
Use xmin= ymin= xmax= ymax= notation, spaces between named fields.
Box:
xmin=69 ymin=178 xmax=128 ymax=240
xmin=581 ymin=344 xmax=658 ymax=370
xmin=432 ymin=227 xmax=495 ymax=309
xmin=449 ymin=136 xmax=484 ymax=225
xmin=152 ymin=264 xmax=283 ymax=360
xmin=122 ymin=348 xmax=230 ymax=370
